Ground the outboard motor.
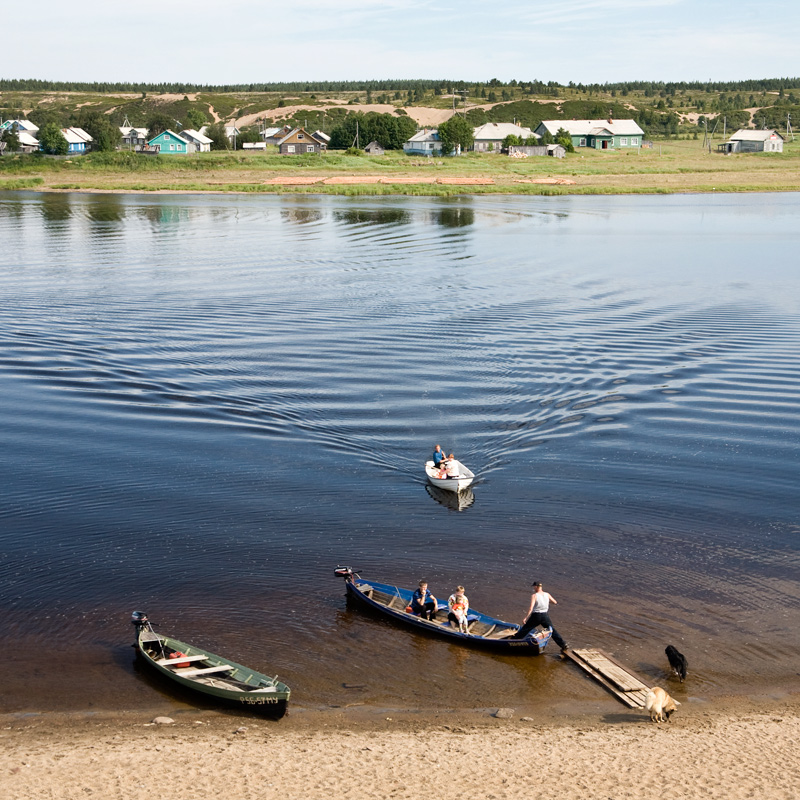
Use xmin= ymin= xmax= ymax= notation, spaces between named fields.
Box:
xmin=334 ymin=566 xmax=356 ymax=582
xmin=131 ymin=610 xmax=150 ymax=636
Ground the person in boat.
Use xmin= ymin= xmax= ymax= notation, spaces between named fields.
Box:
xmin=447 ymin=586 xmax=470 ymax=633
xmin=445 ymin=454 xmax=459 ymax=478
xmin=410 ymin=580 xmax=438 ymax=621
xmin=433 ymin=444 xmax=446 ymax=467
xmin=510 ymin=581 xmax=569 ymax=650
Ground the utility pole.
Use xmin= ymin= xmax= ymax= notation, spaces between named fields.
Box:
xmin=787 ymin=113 xmax=794 ymax=140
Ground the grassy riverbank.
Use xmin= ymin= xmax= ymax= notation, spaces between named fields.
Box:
xmin=2 ymin=139 xmax=800 ymax=195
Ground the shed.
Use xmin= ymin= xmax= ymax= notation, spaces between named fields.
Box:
xmin=180 ymin=129 xmax=213 ymax=152
xmin=717 ymin=129 xmax=784 ymax=154
xmin=364 ymin=141 xmax=385 ymax=155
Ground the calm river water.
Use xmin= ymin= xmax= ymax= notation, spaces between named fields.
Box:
xmin=1 ymin=190 xmax=798 ymax=716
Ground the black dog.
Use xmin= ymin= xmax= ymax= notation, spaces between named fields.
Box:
xmin=665 ymin=645 xmax=688 ymax=682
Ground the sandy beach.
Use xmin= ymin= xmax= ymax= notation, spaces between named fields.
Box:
xmin=3 ymin=696 xmax=798 ymax=800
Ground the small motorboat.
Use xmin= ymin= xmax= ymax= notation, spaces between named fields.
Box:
xmin=131 ymin=611 xmax=290 ymax=716
xmin=334 ymin=568 xmax=552 ymax=654
xmin=425 ymin=483 xmax=475 ymax=511
xmin=425 ymin=458 xmax=475 ymax=493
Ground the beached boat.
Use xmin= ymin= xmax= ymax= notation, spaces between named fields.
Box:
xmin=424 ymin=459 xmax=475 ymax=492
xmin=131 ymin=611 xmax=290 ymax=716
xmin=334 ymin=568 xmax=552 ymax=653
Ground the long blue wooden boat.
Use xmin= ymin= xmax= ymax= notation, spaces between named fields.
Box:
xmin=334 ymin=568 xmax=552 ymax=654
xmin=132 ymin=611 xmax=290 ymax=716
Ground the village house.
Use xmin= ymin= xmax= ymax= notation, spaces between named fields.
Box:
xmin=403 ymin=129 xmax=441 ymax=155
xmin=364 ymin=141 xmax=385 ymax=155
xmin=717 ymin=129 xmax=784 ymax=154
xmin=277 ymin=127 xmax=326 ymax=155
xmin=261 ymin=125 xmax=292 ymax=145
xmin=535 ymin=119 xmax=644 ymax=149
xmin=1 ymin=119 xmax=39 ymax=135
xmin=180 ymin=129 xmax=213 ymax=152
xmin=472 ymin=122 xmax=538 ymax=152
xmin=60 ymin=127 xmax=93 ymax=153
xmin=147 ymin=130 xmax=191 ymax=154
xmin=8 ymin=131 xmax=40 ymax=153
xmin=119 ymin=126 xmax=149 ymax=150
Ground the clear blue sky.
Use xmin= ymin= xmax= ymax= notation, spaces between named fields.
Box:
xmin=5 ymin=0 xmax=799 ymax=85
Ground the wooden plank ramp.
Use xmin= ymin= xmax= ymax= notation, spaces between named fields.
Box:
xmin=563 ymin=648 xmax=652 ymax=708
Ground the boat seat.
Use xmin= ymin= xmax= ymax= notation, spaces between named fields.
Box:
xmin=155 ymin=654 xmax=208 ymax=666
xmin=172 ymin=664 xmax=234 ymax=677
xmin=487 ymin=628 xmax=518 ymax=639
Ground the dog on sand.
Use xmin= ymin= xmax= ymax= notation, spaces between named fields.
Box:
xmin=645 ymin=687 xmax=680 ymax=722
xmin=665 ymin=644 xmax=688 ymax=682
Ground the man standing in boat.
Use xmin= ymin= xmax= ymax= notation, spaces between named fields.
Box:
xmin=510 ymin=581 xmax=569 ymax=650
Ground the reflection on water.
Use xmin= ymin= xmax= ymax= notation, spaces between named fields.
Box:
xmin=0 ymin=191 xmax=799 ymax=715
xmin=425 ymin=483 xmax=476 ymax=511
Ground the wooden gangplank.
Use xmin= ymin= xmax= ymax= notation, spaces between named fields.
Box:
xmin=563 ymin=648 xmax=652 ymax=708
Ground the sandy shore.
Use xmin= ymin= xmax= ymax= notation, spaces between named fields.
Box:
xmin=3 ymin=697 xmax=798 ymax=800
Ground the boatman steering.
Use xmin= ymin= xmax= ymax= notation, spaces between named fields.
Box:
xmin=433 ymin=444 xmax=446 ymax=467
xmin=510 ymin=581 xmax=569 ymax=651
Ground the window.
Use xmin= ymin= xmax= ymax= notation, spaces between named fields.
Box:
xmin=631 ymin=137 xmax=638 ymax=145
xmin=579 ymin=138 xmax=586 ymax=147
xmin=307 ymin=144 xmax=315 ymax=152
xmin=169 ymin=144 xmax=174 ymax=151
xmin=287 ymin=145 xmax=295 ymax=153
xmin=621 ymin=137 xmax=627 ymax=146
xmin=298 ymin=133 xmax=304 ymax=139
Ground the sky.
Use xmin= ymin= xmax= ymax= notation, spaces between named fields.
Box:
xmin=4 ymin=0 xmax=800 ymax=86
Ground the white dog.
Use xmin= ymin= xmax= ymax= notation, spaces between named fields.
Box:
xmin=645 ymin=687 xmax=680 ymax=723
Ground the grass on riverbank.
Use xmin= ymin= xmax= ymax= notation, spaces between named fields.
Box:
xmin=2 ymin=138 xmax=800 ymax=195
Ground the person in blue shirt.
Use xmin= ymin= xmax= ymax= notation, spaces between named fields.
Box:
xmin=433 ymin=444 xmax=446 ymax=466
xmin=410 ymin=580 xmax=438 ymax=621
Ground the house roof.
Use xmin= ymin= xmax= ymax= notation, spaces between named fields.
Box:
xmin=61 ymin=127 xmax=92 ymax=144
xmin=120 ymin=126 xmax=148 ymax=137
xmin=406 ymin=129 xmax=440 ymax=143
xmin=18 ymin=131 xmax=39 ymax=146
xmin=68 ymin=127 xmax=93 ymax=142
xmin=261 ymin=127 xmax=282 ymax=138
xmin=313 ymin=130 xmax=331 ymax=142
xmin=539 ymin=119 xmax=644 ymax=136
xmin=181 ymin=129 xmax=213 ymax=145
xmin=1 ymin=119 xmax=39 ymax=132
xmin=729 ymin=129 xmax=784 ymax=141
xmin=148 ymin=129 xmax=185 ymax=144
xmin=473 ymin=122 xmax=537 ymax=140
xmin=276 ymin=127 xmax=325 ymax=146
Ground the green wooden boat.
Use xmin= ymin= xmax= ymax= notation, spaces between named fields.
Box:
xmin=132 ymin=611 xmax=290 ymax=717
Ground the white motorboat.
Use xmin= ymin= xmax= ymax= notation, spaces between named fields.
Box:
xmin=424 ymin=459 xmax=475 ymax=493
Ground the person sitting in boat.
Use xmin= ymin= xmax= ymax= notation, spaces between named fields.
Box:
xmin=447 ymin=586 xmax=470 ymax=633
xmin=433 ymin=444 xmax=447 ymax=467
xmin=410 ymin=580 xmax=438 ymax=621
xmin=445 ymin=454 xmax=459 ymax=478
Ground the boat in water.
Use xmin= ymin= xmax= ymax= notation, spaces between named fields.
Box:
xmin=334 ymin=568 xmax=552 ymax=653
xmin=131 ymin=611 xmax=290 ymax=716
xmin=424 ymin=458 xmax=475 ymax=492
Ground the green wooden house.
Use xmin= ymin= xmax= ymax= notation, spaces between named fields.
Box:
xmin=148 ymin=130 xmax=190 ymax=154
xmin=535 ymin=119 xmax=644 ymax=150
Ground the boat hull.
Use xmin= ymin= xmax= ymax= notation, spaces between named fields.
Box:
xmin=425 ymin=460 xmax=474 ymax=492
xmin=135 ymin=625 xmax=290 ymax=717
xmin=342 ymin=576 xmax=550 ymax=654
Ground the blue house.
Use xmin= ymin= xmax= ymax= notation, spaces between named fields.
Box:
xmin=147 ymin=130 xmax=190 ymax=154
xmin=61 ymin=127 xmax=93 ymax=153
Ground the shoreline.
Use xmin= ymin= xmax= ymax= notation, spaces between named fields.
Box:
xmin=3 ymin=695 xmax=798 ymax=800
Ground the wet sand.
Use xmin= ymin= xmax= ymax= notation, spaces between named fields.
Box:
xmin=3 ymin=695 xmax=798 ymax=800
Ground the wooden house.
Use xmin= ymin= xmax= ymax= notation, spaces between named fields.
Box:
xmin=120 ymin=126 xmax=148 ymax=150
xmin=262 ymin=125 xmax=292 ymax=144
xmin=60 ymin=127 xmax=93 ymax=153
xmin=364 ymin=140 xmax=385 ymax=155
xmin=403 ymin=129 xmax=441 ymax=155
xmin=180 ymin=129 xmax=213 ymax=152
xmin=472 ymin=122 xmax=537 ymax=152
xmin=147 ymin=130 xmax=191 ymax=154
xmin=535 ymin=119 xmax=644 ymax=149
xmin=277 ymin=127 xmax=326 ymax=155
